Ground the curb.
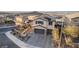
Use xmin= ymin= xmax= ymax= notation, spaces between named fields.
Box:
xmin=0 ymin=26 xmax=16 ymax=29
xmin=5 ymin=31 xmax=37 ymax=48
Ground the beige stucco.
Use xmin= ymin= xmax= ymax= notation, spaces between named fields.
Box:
xmin=32 ymin=19 xmax=48 ymax=29
xmin=32 ymin=18 xmax=56 ymax=30
xmin=15 ymin=16 xmax=23 ymax=26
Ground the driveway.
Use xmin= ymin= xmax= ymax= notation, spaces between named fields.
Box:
xmin=24 ymin=32 xmax=53 ymax=48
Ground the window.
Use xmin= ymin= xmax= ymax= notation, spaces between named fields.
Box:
xmin=36 ymin=21 xmax=43 ymax=25
xmin=56 ymin=16 xmax=62 ymax=19
xmin=49 ymin=21 xmax=52 ymax=25
xmin=44 ymin=17 xmax=51 ymax=21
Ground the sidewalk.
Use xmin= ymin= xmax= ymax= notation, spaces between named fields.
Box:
xmin=5 ymin=31 xmax=37 ymax=48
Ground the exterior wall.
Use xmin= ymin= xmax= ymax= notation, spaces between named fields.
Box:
xmin=56 ymin=19 xmax=62 ymax=22
xmin=34 ymin=26 xmax=46 ymax=29
xmin=65 ymin=13 xmax=79 ymax=21
xmin=32 ymin=19 xmax=48 ymax=29
xmin=47 ymin=25 xmax=53 ymax=29
xmin=15 ymin=16 xmax=23 ymax=26
xmin=66 ymin=13 xmax=79 ymax=19
xmin=0 ymin=16 xmax=5 ymax=24
xmin=31 ymin=18 xmax=58 ymax=30
xmin=27 ymin=15 xmax=37 ymax=20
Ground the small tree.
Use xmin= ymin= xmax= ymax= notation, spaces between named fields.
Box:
xmin=63 ymin=24 xmax=79 ymax=47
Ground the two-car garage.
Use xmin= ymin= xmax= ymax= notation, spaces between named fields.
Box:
xmin=34 ymin=29 xmax=52 ymax=34
xmin=34 ymin=29 xmax=45 ymax=34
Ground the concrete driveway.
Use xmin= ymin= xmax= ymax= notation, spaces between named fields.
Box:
xmin=24 ymin=32 xmax=53 ymax=48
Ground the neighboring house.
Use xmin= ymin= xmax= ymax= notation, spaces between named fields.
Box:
xmin=0 ymin=15 xmax=5 ymax=24
xmin=65 ymin=13 xmax=79 ymax=25
xmin=6 ymin=15 xmax=15 ymax=21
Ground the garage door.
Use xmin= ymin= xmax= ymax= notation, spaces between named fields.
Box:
xmin=47 ymin=29 xmax=52 ymax=34
xmin=34 ymin=29 xmax=45 ymax=34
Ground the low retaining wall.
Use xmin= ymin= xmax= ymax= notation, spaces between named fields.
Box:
xmin=5 ymin=31 xmax=37 ymax=48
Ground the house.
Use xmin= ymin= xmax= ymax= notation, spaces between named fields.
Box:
xmin=31 ymin=15 xmax=55 ymax=34
xmin=24 ymin=12 xmax=64 ymax=34
xmin=15 ymin=12 xmax=65 ymax=34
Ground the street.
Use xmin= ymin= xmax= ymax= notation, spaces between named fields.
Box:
xmin=0 ymin=26 xmax=19 ymax=48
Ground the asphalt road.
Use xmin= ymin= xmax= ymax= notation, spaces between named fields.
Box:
xmin=0 ymin=26 xmax=19 ymax=48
